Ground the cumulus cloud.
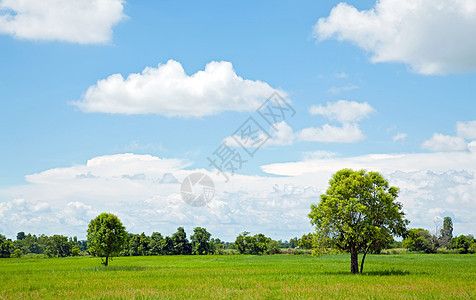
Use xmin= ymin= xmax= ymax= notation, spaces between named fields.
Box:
xmin=1 ymin=151 xmax=475 ymax=239
xmin=72 ymin=60 xmax=282 ymax=117
xmin=421 ymin=134 xmax=468 ymax=152
xmin=422 ymin=121 xmax=476 ymax=152
xmin=456 ymin=121 xmax=476 ymax=139
xmin=309 ymin=100 xmax=374 ymax=123
xmin=262 ymin=151 xmax=476 ymax=177
xmin=0 ymin=0 xmax=125 ymax=44
xmin=261 ymin=151 xmax=476 ymax=235
xmin=297 ymin=123 xmax=365 ymax=143
xmin=314 ymin=0 xmax=476 ymax=74
xmin=0 ymin=153 xmax=318 ymax=240
xmin=393 ymin=133 xmax=407 ymax=143
xmin=296 ymin=100 xmax=373 ymax=143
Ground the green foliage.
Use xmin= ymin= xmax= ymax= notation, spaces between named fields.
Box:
xmin=439 ymin=217 xmax=453 ymax=248
xmin=309 ymin=169 xmax=409 ymax=273
xmin=403 ymin=228 xmax=436 ymax=253
xmin=298 ymin=233 xmax=313 ymax=250
xmin=191 ymin=227 xmax=212 ymax=255
xmin=0 ymin=234 xmax=14 ymax=258
xmin=234 ymin=232 xmax=278 ymax=255
xmin=161 ymin=236 xmax=174 ymax=255
xmin=87 ymin=213 xmax=127 ymax=266
xmin=16 ymin=232 xmax=25 ymax=241
xmin=451 ymin=235 xmax=475 ymax=254
xmin=10 ymin=249 xmax=22 ymax=258
xmin=171 ymin=227 xmax=192 ymax=255
xmin=127 ymin=233 xmax=150 ymax=256
xmin=289 ymin=237 xmax=299 ymax=249
xmin=209 ymin=238 xmax=225 ymax=254
xmin=44 ymin=235 xmax=73 ymax=257
xmin=234 ymin=231 xmax=249 ymax=254
xmin=266 ymin=240 xmax=281 ymax=254
xmin=149 ymin=232 xmax=164 ymax=255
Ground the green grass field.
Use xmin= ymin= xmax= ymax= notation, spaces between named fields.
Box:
xmin=1 ymin=254 xmax=475 ymax=299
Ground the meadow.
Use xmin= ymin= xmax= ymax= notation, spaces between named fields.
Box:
xmin=1 ymin=254 xmax=475 ymax=299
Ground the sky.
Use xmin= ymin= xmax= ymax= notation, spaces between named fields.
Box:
xmin=0 ymin=0 xmax=475 ymax=241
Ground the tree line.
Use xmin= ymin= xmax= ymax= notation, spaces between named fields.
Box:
xmin=399 ymin=217 xmax=476 ymax=254
xmin=0 ymin=226 xmax=304 ymax=259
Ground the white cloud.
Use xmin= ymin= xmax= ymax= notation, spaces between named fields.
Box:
xmin=309 ymin=100 xmax=375 ymax=123
xmin=314 ymin=0 xmax=476 ymax=74
xmin=393 ymin=133 xmax=407 ymax=143
xmin=456 ymin=121 xmax=476 ymax=139
xmin=224 ymin=121 xmax=295 ymax=148
xmin=0 ymin=0 xmax=125 ymax=44
xmin=298 ymin=123 xmax=365 ymax=143
xmin=261 ymin=151 xmax=476 ymax=235
xmin=327 ymin=84 xmax=359 ymax=94
xmin=72 ymin=60 xmax=283 ymax=117
xmin=1 ymin=151 xmax=476 ymax=239
xmin=421 ymin=133 xmax=468 ymax=152
xmin=334 ymin=72 xmax=348 ymax=79
xmin=0 ymin=153 xmax=317 ymax=240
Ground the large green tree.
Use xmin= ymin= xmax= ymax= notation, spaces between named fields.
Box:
xmin=309 ymin=169 xmax=408 ymax=274
xmin=87 ymin=213 xmax=127 ymax=266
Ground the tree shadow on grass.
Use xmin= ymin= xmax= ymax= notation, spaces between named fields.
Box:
xmin=323 ymin=269 xmax=413 ymax=276
xmin=90 ymin=266 xmax=147 ymax=272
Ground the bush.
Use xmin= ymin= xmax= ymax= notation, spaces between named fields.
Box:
xmin=435 ymin=247 xmax=459 ymax=254
xmin=380 ymin=248 xmax=408 ymax=255
xmin=10 ymin=249 xmax=22 ymax=258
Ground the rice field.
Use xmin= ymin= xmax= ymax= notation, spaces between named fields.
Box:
xmin=1 ymin=254 xmax=475 ymax=299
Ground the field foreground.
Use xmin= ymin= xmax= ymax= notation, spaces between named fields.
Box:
xmin=1 ymin=254 xmax=475 ymax=299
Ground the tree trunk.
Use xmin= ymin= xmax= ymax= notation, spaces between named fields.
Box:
xmin=351 ymin=249 xmax=359 ymax=274
xmin=105 ymin=256 xmax=109 ymax=267
xmin=360 ymin=249 xmax=368 ymax=274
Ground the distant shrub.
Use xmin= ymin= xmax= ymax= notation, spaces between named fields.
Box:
xmin=22 ymin=253 xmax=46 ymax=259
xmin=380 ymin=248 xmax=408 ymax=255
xmin=279 ymin=248 xmax=312 ymax=255
xmin=436 ymin=247 xmax=459 ymax=254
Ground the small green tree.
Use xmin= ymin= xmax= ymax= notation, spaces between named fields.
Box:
xmin=191 ymin=227 xmax=212 ymax=255
xmin=128 ymin=233 xmax=150 ymax=256
xmin=247 ymin=233 xmax=270 ymax=255
xmin=161 ymin=236 xmax=174 ymax=255
xmin=309 ymin=169 xmax=408 ymax=274
xmin=171 ymin=227 xmax=192 ymax=255
xmin=45 ymin=235 xmax=72 ymax=257
xmin=289 ymin=237 xmax=299 ymax=249
xmin=403 ymin=228 xmax=435 ymax=253
xmin=149 ymin=232 xmax=164 ymax=255
xmin=451 ymin=235 xmax=474 ymax=254
xmin=439 ymin=217 xmax=453 ymax=248
xmin=87 ymin=213 xmax=127 ymax=266
xmin=0 ymin=235 xmax=15 ymax=258
xmin=298 ymin=233 xmax=313 ymax=250
xmin=235 ymin=232 xmax=249 ymax=254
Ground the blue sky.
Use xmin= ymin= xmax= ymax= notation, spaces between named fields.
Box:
xmin=1 ymin=0 xmax=475 ymax=240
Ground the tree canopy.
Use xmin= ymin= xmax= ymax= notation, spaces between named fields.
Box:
xmin=87 ymin=213 xmax=127 ymax=266
xmin=309 ymin=169 xmax=409 ymax=274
